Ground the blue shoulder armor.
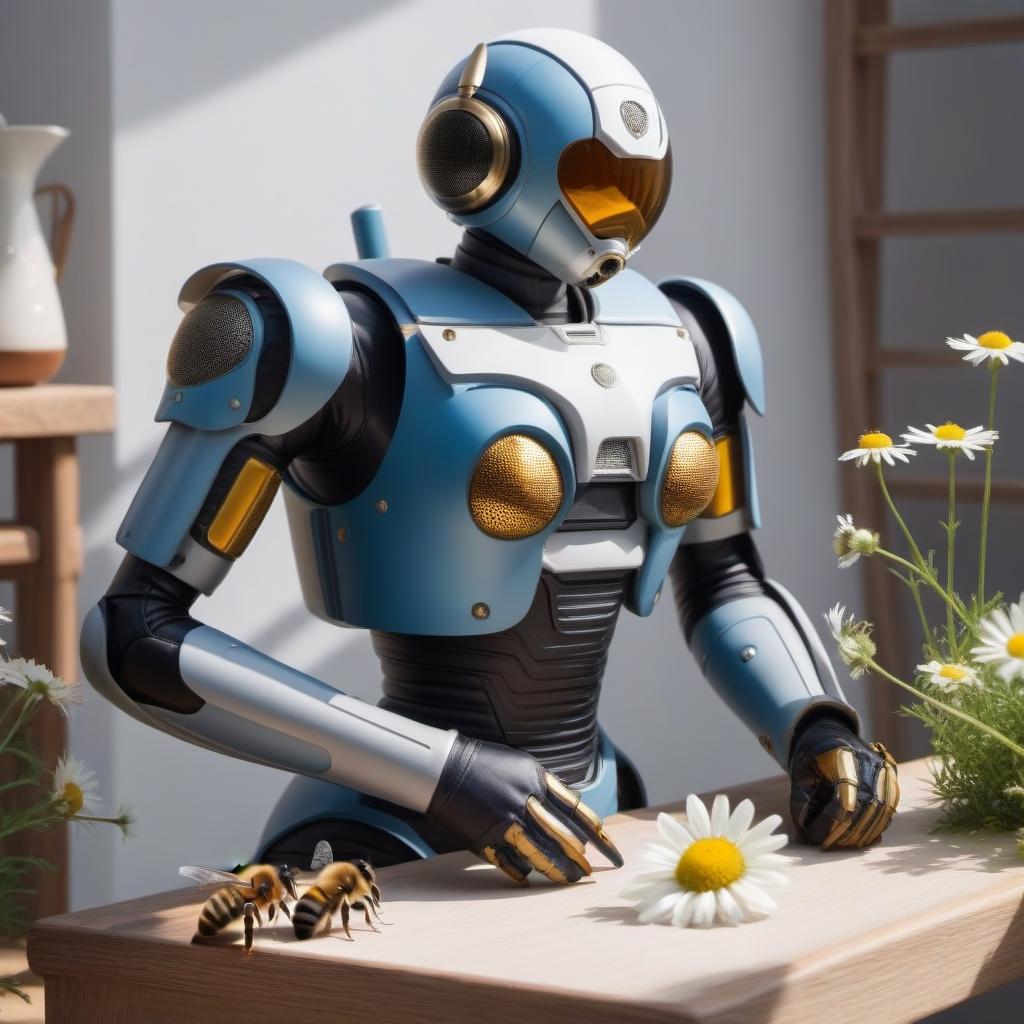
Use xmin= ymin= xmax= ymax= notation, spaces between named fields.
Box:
xmin=658 ymin=276 xmax=766 ymax=416
xmin=118 ymin=258 xmax=352 ymax=572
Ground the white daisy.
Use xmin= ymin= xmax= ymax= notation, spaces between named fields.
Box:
xmin=902 ymin=423 xmax=998 ymax=461
xmin=838 ymin=431 xmax=915 ymax=468
xmin=52 ymin=753 xmax=100 ymax=817
xmin=947 ymin=331 xmax=1024 ymax=368
xmin=972 ymin=595 xmax=1024 ymax=682
xmin=916 ymin=660 xmax=981 ymax=692
xmin=620 ymin=793 xmax=789 ymax=928
xmin=832 ymin=514 xmax=878 ymax=568
xmin=0 ymin=657 xmax=84 ymax=717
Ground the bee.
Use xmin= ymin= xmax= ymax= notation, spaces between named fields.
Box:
xmin=179 ymin=862 xmax=298 ymax=953
xmin=292 ymin=841 xmax=384 ymax=941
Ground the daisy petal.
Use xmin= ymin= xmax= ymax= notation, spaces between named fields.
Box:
xmin=671 ymin=891 xmax=696 ymax=928
xmin=741 ymin=833 xmax=790 ymax=858
xmin=657 ymin=812 xmax=696 ymax=852
xmin=726 ymin=798 xmax=755 ymax=842
xmin=737 ymin=813 xmax=784 ymax=848
xmin=638 ymin=890 xmax=683 ymax=924
xmin=685 ymin=794 xmax=711 ymax=838
xmin=710 ymin=794 xmax=730 ymax=836
xmin=715 ymin=885 xmax=743 ymax=925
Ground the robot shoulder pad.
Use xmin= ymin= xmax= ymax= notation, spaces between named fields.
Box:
xmin=156 ymin=258 xmax=352 ymax=434
xmin=658 ymin=276 xmax=765 ymax=416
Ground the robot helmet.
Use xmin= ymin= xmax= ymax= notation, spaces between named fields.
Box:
xmin=417 ymin=29 xmax=672 ymax=288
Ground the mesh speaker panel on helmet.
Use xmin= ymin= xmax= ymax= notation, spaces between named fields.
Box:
xmin=417 ymin=107 xmax=494 ymax=200
xmin=619 ymin=100 xmax=649 ymax=139
xmin=167 ymin=292 xmax=254 ymax=388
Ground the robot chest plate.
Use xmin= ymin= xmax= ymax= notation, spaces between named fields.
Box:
xmin=416 ymin=321 xmax=699 ymax=483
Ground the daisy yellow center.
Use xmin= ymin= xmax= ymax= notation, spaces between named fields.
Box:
xmin=858 ymin=431 xmax=892 ymax=449
xmin=978 ymin=331 xmax=1012 ymax=350
xmin=59 ymin=782 xmax=84 ymax=816
xmin=934 ymin=422 xmax=966 ymax=442
xmin=1006 ymin=634 xmax=1024 ymax=659
xmin=938 ymin=665 xmax=967 ymax=681
xmin=674 ymin=837 xmax=745 ymax=892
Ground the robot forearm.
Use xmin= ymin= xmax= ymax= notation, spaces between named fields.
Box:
xmin=671 ymin=535 xmax=858 ymax=766
xmin=81 ymin=556 xmax=456 ymax=812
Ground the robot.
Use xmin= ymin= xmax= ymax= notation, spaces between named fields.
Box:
xmin=81 ymin=29 xmax=899 ymax=883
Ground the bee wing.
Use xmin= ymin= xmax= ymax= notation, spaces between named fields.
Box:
xmin=179 ymin=865 xmax=248 ymax=889
xmin=310 ymin=840 xmax=334 ymax=871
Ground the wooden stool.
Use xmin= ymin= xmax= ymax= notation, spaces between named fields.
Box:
xmin=0 ymin=384 xmax=116 ymax=920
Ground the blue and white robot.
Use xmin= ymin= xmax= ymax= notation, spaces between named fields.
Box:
xmin=81 ymin=29 xmax=898 ymax=881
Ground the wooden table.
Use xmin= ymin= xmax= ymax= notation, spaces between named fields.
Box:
xmin=26 ymin=759 xmax=1024 ymax=1023
xmin=0 ymin=384 xmax=116 ymax=920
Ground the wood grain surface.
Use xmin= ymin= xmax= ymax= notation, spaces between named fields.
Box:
xmin=0 ymin=385 xmax=115 ymax=439
xmin=27 ymin=760 xmax=1024 ymax=1023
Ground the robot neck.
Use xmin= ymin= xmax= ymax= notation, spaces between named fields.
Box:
xmin=449 ymin=229 xmax=589 ymax=326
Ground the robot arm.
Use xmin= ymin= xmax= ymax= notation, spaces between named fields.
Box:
xmin=661 ymin=279 xmax=898 ymax=848
xmin=81 ymin=259 xmax=620 ymax=881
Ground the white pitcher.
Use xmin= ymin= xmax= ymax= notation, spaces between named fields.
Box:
xmin=0 ymin=113 xmax=73 ymax=386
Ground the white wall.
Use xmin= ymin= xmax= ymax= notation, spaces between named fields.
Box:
xmin=3 ymin=0 xmax=859 ymax=910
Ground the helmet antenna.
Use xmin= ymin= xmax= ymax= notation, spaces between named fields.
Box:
xmin=457 ymin=43 xmax=487 ymax=97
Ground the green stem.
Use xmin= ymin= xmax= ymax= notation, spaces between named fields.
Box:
xmin=907 ymin=575 xmax=931 ymax=641
xmin=946 ymin=452 xmax=957 ymax=656
xmin=0 ymin=699 xmax=37 ymax=754
xmin=876 ymin=462 xmax=927 ymax=569
xmin=978 ymin=362 xmax=1000 ymax=602
xmin=866 ymin=656 xmax=1024 ymax=759
xmin=876 ymin=547 xmax=970 ymax=626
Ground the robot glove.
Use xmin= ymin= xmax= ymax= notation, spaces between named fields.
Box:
xmin=426 ymin=734 xmax=623 ymax=884
xmin=788 ymin=714 xmax=899 ymax=849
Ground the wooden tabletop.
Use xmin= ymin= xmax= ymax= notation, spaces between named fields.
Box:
xmin=27 ymin=759 xmax=1024 ymax=1023
xmin=0 ymin=384 xmax=116 ymax=439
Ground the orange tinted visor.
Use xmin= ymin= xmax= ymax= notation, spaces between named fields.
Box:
xmin=557 ymin=138 xmax=672 ymax=250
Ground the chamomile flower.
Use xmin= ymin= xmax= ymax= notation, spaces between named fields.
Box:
xmin=0 ymin=657 xmax=84 ymax=717
xmin=916 ymin=660 xmax=981 ymax=692
xmin=833 ymin=514 xmax=879 ymax=568
xmin=619 ymin=794 xmax=789 ymax=928
xmin=972 ymin=596 xmax=1024 ymax=682
xmin=838 ymin=431 xmax=915 ymax=468
xmin=825 ymin=604 xmax=876 ymax=678
xmin=947 ymin=331 xmax=1024 ymax=368
xmin=52 ymin=753 xmax=100 ymax=817
xmin=902 ymin=423 xmax=998 ymax=461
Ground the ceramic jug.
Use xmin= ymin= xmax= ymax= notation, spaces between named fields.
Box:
xmin=0 ymin=113 xmax=74 ymax=386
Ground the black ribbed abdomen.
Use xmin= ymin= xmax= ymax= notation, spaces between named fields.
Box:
xmin=373 ymin=570 xmax=627 ymax=786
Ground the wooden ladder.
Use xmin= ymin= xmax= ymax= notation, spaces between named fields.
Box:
xmin=825 ymin=2 xmax=1024 ymax=752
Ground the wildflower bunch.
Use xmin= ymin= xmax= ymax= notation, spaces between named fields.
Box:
xmin=831 ymin=329 xmax=1024 ymax=849
xmin=0 ymin=610 xmax=131 ymax=1004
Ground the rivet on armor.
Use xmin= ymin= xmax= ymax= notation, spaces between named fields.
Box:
xmin=469 ymin=434 xmax=564 ymax=540
xmin=472 ymin=602 xmax=490 ymax=620
xmin=228 ymin=397 xmax=241 ymax=410
xmin=336 ymin=527 xmax=347 ymax=543
xmin=660 ymin=430 xmax=720 ymax=528
xmin=376 ymin=499 xmax=388 ymax=514
xmin=442 ymin=328 xmax=457 ymax=341
xmin=591 ymin=362 xmax=618 ymax=389
xmin=740 ymin=645 xmax=757 ymax=662
xmin=174 ymin=392 xmax=183 ymax=403
xmin=676 ymin=326 xmax=691 ymax=341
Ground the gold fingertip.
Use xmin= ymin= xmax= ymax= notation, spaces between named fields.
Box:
xmin=504 ymin=823 xmax=569 ymax=884
xmin=526 ymin=797 xmax=592 ymax=875
xmin=544 ymin=773 xmax=582 ymax=812
xmin=483 ymin=845 xmax=527 ymax=883
xmin=821 ymin=814 xmax=852 ymax=851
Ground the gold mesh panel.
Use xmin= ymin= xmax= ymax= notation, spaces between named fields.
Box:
xmin=207 ymin=458 xmax=281 ymax=559
xmin=469 ymin=434 xmax=564 ymax=540
xmin=660 ymin=431 xmax=720 ymax=528
xmin=167 ymin=293 xmax=253 ymax=388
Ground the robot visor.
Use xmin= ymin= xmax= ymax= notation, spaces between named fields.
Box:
xmin=557 ymin=138 xmax=672 ymax=251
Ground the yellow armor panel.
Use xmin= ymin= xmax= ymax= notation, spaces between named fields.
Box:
xmin=469 ymin=434 xmax=564 ymax=540
xmin=208 ymin=457 xmax=282 ymax=558
xmin=702 ymin=433 xmax=744 ymax=518
xmin=660 ymin=430 xmax=720 ymax=528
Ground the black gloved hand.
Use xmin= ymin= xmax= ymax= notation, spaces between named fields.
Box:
xmin=788 ymin=714 xmax=899 ymax=849
xmin=426 ymin=734 xmax=623 ymax=883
